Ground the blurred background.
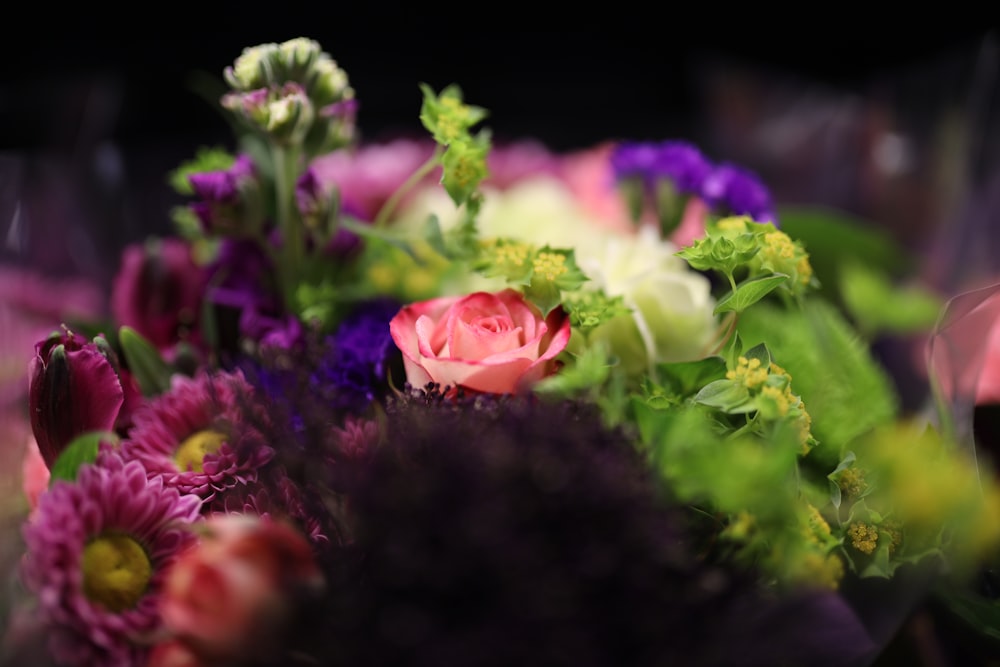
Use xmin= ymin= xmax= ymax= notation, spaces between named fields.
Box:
xmin=0 ymin=16 xmax=997 ymax=292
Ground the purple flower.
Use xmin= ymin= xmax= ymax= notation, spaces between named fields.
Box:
xmin=312 ymin=298 xmax=401 ymax=412
xmin=188 ymin=154 xmax=259 ymax=234
xmin=206 ymin=238 xmax=293 ymax=349
xmin=701 ymin=162 xmax=777 ymax=224
xmin=118 ymin=369 xmax=274 ymax=500
xmin=20 ymin=452 xmax=201 ymax=666
xmin=610 ymin=140 xmax=712 ymax=196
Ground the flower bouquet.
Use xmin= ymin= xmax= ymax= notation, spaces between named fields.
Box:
xmin=3 ymin=37 xmax=1000 ymax=667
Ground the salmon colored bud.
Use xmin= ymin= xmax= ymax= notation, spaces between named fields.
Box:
xmin=27 ymin=330 xmax=125 ymax=469
xmin=159 ymin=515 xmax=324 ymax=664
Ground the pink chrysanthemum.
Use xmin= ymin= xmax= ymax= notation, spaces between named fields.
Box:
xmin=20 ymin=453 xmax=202 ymax=667
xmin=119 ymin=369 xmax=274 ymax=499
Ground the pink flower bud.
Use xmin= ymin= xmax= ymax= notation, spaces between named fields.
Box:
xmin=159 ymin=515 xmax=324 ymax=664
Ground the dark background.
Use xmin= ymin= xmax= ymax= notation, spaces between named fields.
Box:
xmin=1 ymin=16 xmax=998 ymax=290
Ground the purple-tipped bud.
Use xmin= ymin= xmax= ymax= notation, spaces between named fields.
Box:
xmin=28 ymin=330 xmax=126 ymax=469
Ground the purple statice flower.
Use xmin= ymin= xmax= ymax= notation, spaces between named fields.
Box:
xmin=118 ymin=368 xmax=274 ymax=500
xmin=188 ymin=154 xmax=258 ymax=234
xmin=610 ymin=140 xmax=712 ymax=196
xmin=20 ymin=451 xmax=202 ymax=667
xmin=311 ymin=298 xmax=401 ymax=413
xmin=701 ymin=162 xmax=778 ymax=224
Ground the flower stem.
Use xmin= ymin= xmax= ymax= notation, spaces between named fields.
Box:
xmin=372 ymin=146 xmax=443 ymax=229
xmin=271 ymin=142 xmax=303 ymax=307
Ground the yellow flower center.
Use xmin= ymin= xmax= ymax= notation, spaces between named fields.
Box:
xmin=175 ymin=429 xmax=228 ymax=473
xmin=81 ymin=532 xmax=152 ymax=612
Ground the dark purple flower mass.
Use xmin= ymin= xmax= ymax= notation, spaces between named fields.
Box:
xmin=292 ymin=389 xmax=878 ymax=667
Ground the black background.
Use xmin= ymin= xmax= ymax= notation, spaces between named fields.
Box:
xmin=0 ymin=13 xmax=997 ymax=284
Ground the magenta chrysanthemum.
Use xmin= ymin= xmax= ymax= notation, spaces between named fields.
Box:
xmin=20 ymin=453 xmax=202 ymax=667
xmin=119 ymin=369 xmax=274 ymax=499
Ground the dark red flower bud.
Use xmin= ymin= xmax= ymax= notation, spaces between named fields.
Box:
xmin=28 ymin=330 xmax=125 ymax=468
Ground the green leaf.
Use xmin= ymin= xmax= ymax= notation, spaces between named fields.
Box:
xmin=534 ymin=344 xmax=613 ymax=399
xmin=654 ymin=356 xmax=728 ymax=397
xmin=523 ymin=279 xmax=562 ymax=318
xmin=936 ymin=587 xmax=1000 ymax=648
xmin=118 ymin=326 xmax=173 ymax=396
xmin=714 ymin=274 xmax=789 ymax=315
xmin=840 ymin=260 xmax=944 ymax=336
xmin=693 ymin=379 xmax=756 ymax=413
xmin=776 ymin=206 xmax=913 ymax=302
xmin=49 ymin=431 xmax=116 ymax=485
xmin=743 ymin=342 xmax=771 ymax=368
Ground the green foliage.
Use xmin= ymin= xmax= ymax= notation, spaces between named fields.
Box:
xmin=49 ymin=431 xmax=117 ymax=486
xmin=676 ymin=232 xmax=759 ymax=276
xmin=734 ymin=298 xmax=899 ymax=466
xmin=714 ymin=274 xmax=789 ymax=315
xmin=839 ymin=260 xmax=944 ymax=337
xmin=418 ymin=83 xmax=488 ymax=146
xmin=118 ymin=326 xmax=173 ymax=397
xmin=562 ymin=290 xmax=632 ymax=336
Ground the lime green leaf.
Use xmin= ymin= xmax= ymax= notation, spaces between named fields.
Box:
xmin=534 ymin=344 xmax=613 ymax=399
xmin=694 ymin=379 xmax=755 ymax=413
xmin=118 ymin=326 xmax=173 ymax=396
xmin=655 ymin=356 xmax=728 ymax=397
xmin=840 ymin=260 xmax=944 ymax=336
xmin=714 ymin=274 xmax=789 ymax=315
xmin=743 ymin=342 xmax=771 ymax=368
xmin=523 ymin=279 xmax=562 ymax=318
xmin=49 ymin=431 xmax=117 ymax=485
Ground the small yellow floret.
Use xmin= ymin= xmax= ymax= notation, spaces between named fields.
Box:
xmin=533 ymin=251 xmax=568 ymax=282
xmin=848 ymin=522 xmax=879 ymax=555
xmin=836 ymin=467 xmax=867 ymax=498
xmin=493 ymin=241 xmax=531 ymax=268
xmin=726 ymin=356 xmax=769 ymax=390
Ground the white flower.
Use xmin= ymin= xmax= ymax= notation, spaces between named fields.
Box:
xmin=580 ymin=224 xmax=717 ymax=372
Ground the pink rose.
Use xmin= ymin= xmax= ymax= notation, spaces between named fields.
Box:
xmin=389 ymin=288 xmax=571 ymax=395
xmin=157 ymin=515 xmax=324 ymax=665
